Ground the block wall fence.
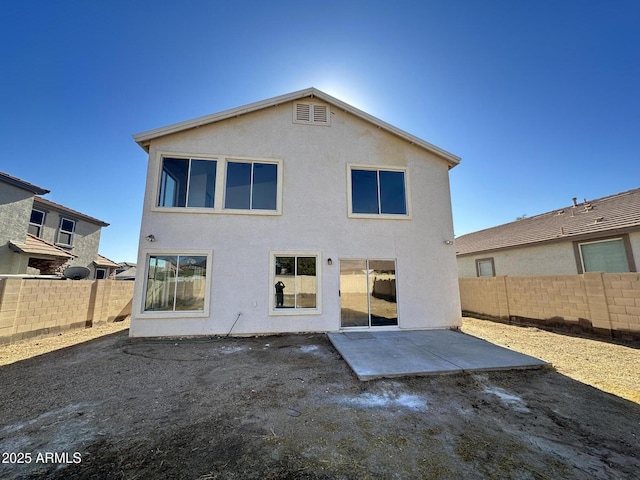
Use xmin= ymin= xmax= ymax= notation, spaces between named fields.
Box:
xmin=459 ymin=272 xmax=640 ymax=338
xmin=0 ymin=278 xmax=134 ymax=345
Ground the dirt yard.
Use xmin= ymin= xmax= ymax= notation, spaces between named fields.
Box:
xmin=0 ymin=318 xmax=638 ymax=479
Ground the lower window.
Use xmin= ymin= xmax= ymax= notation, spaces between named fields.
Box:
xmin=476 ymin=258 xmax=495 ymax=277
xmin=145 ymin=255 xmax=208 ymax=312
xmin=271 ymin=253 xmax=320 ymax=314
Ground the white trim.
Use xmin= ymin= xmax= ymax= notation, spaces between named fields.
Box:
xmin=133 ymin=88 xmax=461 ymax=167
xmin=151 ymin=151 xmax=282 ymax=215
xmin=56 ymin=217 xmax=76 ymax=247
xmin=28 ymin=208 xmax=46 ymax=237
xmin=346 ymin=163 xmax=412 ymax=219
xmin=138 ymin=250 xmax=213 ymax=319
xmin=269 ymin=251 xmax=322 ymax=316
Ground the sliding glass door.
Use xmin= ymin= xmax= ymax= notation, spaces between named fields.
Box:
xmin=340 ymin=259 xmax=397 ymax=328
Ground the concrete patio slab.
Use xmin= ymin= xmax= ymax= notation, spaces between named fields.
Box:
xmin=328 ymin=329 xmax=549 ymax=380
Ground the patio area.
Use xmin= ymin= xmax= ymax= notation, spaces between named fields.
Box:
xmin=328 ymin=328 xmax=549 ymax=380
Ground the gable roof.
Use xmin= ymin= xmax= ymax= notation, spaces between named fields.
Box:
xmin=0 ymin=171 xmax=49 ymax=195
xmin=133 ymin=87 xmax=461 ymax=168
xmin=9 ymin=234 xmax=77 ymax=259
xmin=455 ymin=188 xmax=640 ymax=256
xmin=34 ymin=197 xmax=109 ymax=227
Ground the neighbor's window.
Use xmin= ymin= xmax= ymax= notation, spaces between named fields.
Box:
xmin=350 ymin=167 xmax=407 ymax=215
xmin=158 ymin=157 xmax=217 ymax=208
xmin=272 ymin=254 xmax=319 ymax=313
xmin=225 ymin=161 xmax=278 ymax=210
xmin=28 ymin=209 xmax=46 ymax=237
xmin=145 ymin=255 xmax=207 ymax=312
xmin=95 ymin=268 xmax=107 ymax=280
xmin=579 ymin=238 xmax=630 ymax=273
xmin=476 ymin=258 xmax=495 ymax=277
xmin=56 ymin=218 xmax=76 ymax=246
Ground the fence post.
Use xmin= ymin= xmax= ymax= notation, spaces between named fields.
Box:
xmin=583 ymin=272 xmax=612 ymax=334
xmin=496 ymin=276 xmax=510 ymax=319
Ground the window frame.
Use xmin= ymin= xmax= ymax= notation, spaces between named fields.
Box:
xmin=139 ymin=250 xmax=212 ymax=318
xmin=56 ymin=217 xmax=76 ymax=247
xmin=152 ymin=152 xmax=282 ymax=216
xmin=573 ymin=235 xmax=636 ymax=273
xmin=223 ymin=158 xmax=282 ymax=214
xmin=269 ymin=251 xmax=322 ymax=316
xmin=475 ymin=257 xmax=496 ymax=277
xmin=346 ymin=164 xmax=411 ymax=219
xmin=28 ymin=208 xmax=46 ymax=237
xmin=95 ymin=268 xmax=108 ymax=280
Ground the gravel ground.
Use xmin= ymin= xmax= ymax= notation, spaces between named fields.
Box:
xmin=461 ymin=317 xmax=640 ymax=404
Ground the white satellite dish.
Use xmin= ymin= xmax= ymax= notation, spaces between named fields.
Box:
xmin=63 ymin=266 xmax=90 ymax=280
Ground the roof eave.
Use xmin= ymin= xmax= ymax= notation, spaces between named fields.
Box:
xmin=132 ymin=88 xmax=461 ymax=167
xmin=456 ymin=224 xmax=640 ymax=257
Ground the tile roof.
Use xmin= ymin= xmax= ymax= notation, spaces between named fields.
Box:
xmin=9 ymin=234 xmax=77 ymax=259
xmin=0 ymin=171 xmax=49 ymax=195
xmin=455 ymin=188 xmax=640 ymax=256
xmin=94 ymin=254 xmax=120 ymax=268
xmin=34 ymin=197 xmax=109 ymax=227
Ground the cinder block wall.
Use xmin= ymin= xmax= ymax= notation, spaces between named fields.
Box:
xmin=0 ymin=279 xmax=134 ymax=344
xmin=459 ymin=273 xmax=640 ymax=336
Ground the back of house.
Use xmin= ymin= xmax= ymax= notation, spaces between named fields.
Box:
xmin=130 ymin=88 xmax=461 ymax=337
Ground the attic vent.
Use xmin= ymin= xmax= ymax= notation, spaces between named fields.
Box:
xmin=293 ymin=102 xmax=330 ymax=126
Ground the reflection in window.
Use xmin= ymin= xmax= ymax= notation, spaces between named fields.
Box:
xmin=476 ymin=259 xmax=495 ymax=277
xmin=274 ymin=256 xmax=317 ymax=309
xmin=225 ymin=161 xmax=277 ymax=210
xmin=580 ymin=239 xmax=630 ymax=273
xmin=145 ymin=255 xmax=207 ymax=312
xmin=57 ymin=218 xmax=76 ymax=246
xmin=28 ymin=209 xmax=45 ymax=237
xmin=351 ymin=168 xmax=407 ymax=215
xmin=158 ymin=158 xmax=216 ymax=208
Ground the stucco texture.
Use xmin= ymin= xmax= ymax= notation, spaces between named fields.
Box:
xmin=131 ymin=100 xmax=460 ymax=336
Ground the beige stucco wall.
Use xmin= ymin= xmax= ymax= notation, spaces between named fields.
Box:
xmin=459 ymin=273 xmax=640 ymax=334
xmin=131 ymin=100 xmax=460 ymax=336
xmin=457 ymin=242 xmax=579 ymax=278
xmin=458 ymin=232 xmax=640 ymax=278
xmin=0 ymin=278 xmax=133 ymax=344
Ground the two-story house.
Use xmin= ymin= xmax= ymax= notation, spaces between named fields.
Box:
xmin=0 ymin=171 xmax=118 ymax=278
xmin=130 ymin=88 xmax=461 ymax=337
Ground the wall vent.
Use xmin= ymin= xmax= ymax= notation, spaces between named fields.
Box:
xmin=293 ymin=102 xmax=330 ymax=126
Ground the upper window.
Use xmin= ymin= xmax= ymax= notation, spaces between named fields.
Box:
xmin=155 ymin=154 xmax=281 ymax=215
xmin=293 ymin=102 xmax=330 ymax=126
xmin=56 ymin=218 xmax=76 ymax=246
xmin=270 ymin=252 xmax=321 ymax=315
xmin=159 ymin=157 xmax=217 ymax=208
xmin=476 ymin=258 xmax=495 ymax=277
xmin=95 ymin=268 xmax=108 ymax=280
xmin=348 ymin=166 xmax=408 ymax=217
xmin=225 ymin=161 xmax=278 ymax=211
xmin=28 ymin=209 xmax=46 ymax=237
xmin=579 ymin=238 xmax=631 ymax=273
xmin=144 ymin=254 xmax=208 ymax=312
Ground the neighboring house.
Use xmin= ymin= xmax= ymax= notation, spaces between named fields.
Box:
xmin=456 ymin=188 xmax=640 ymax=277
xmin=115 ymin=262 xmax=137 ymax=280
xmin=130 ymin=87 xmax=461 ymax=337
xmin=0 ymin=171 xmax=114 ymax=278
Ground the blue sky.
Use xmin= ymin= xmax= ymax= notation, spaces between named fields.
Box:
xmin=1 ymin=1 xmax=638 ymax=263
